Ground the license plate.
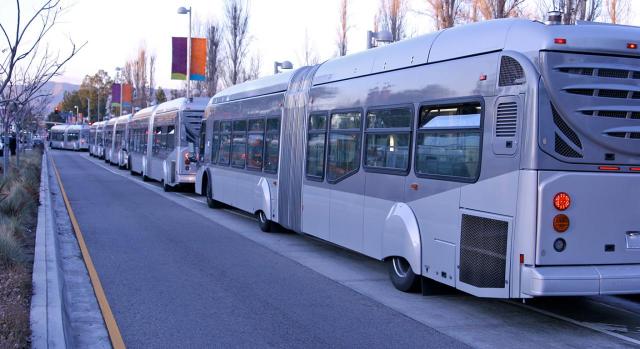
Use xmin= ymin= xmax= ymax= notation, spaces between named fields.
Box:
xmin=626 ymin=231 xmax=640 ymax=249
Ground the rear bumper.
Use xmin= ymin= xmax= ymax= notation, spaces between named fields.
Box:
xmin=522 ymin=264 xmax=640 ymax=296
xmin=177 ymin=173 xmax=196 ymax=184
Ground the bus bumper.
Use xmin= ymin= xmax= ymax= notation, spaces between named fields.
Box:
xmin=177 ymin=173 xmax=196 ymax=184
xmin=521 ymin=265 xmax=640 ymax=296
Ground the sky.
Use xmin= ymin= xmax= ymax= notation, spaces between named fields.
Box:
xmin=2 ymin=0 xmax=640 ymax=91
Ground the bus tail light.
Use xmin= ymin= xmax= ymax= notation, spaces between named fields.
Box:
xmin=554 ymin=38 xmax=567 ymax=45
xmin=553 ymin=192 xmax=570 ymax=211
xmin=553 ymin=214 xmax=570 ymax=232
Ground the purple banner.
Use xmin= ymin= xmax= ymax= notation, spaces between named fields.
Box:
xmin=111 ymin=83 xmax=121 ymax=105
xmin=171 ymin=37 xmax=187 ymax=80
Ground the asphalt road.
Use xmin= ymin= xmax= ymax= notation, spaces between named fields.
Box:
xmin=50 ymin=151 xmax=468 ymax=348
xmin=51 ymin=150 xmax=640 ymax=349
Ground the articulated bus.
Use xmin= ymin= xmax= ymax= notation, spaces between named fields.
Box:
xmin=49 ymin=125 xmax=68 ymax=149
xmin=127 ymin=105 xmax=157 ymax=175
xmin=196 ymin=19 xmax=640 ymax=298
xmin=142 ymin=97 xmax=208 ymax=191
xmin=113 ymin=114 xmax=133 ymax=168
xmin=89 ymin=121 xmax=106 ymax=158
xmin=65 ymin=124 xmax=90 ymax=151
xmin=103 ymin=117 xmax=117 ymax=163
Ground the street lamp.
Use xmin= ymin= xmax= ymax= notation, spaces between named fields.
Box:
xmin=366 ymin=30 xmax=393 ymax=49
xmin=177 ymin=6 xmax=192 ymax=100
xmin=115 ymin=66 xmax=124 ymax=116
xmin=74 ymin=105 xmax=79 ymax=124
xmin=274 ymin=61 xmax=293 ymax=74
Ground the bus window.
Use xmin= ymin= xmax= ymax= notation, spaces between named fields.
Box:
xmin=306 ymin=113 xmax=327 ymax=180
xmin=415 ymin=102 xmax=482 ymax=181
xmin=167 ymin=126 xmax=175 ymax=150
xmin=327 ymin=111 xmax=361 ymax=182
xmin=264 ymin=117 xmax=280 ymax=173
xmin=231 ymin=119 xmax=247 ymax=168
xmin=218 ymin=121 xmax=232 ymax=166
xmin=247 ymin=119 xmax=264 ymax=170
xmin=364 ymin=107 xmax=412 ymax=172
xmin=211 ymin=121 xmax=220 ymax=164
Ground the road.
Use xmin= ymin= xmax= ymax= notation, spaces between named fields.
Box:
xmin=50 ymin=150 xmax=639 ymax=348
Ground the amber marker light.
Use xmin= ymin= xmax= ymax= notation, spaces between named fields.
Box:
xmin=628 ymin=43 xmax=638 ymax=50
xmin=553 ymin=192 xmax=571 ymax=211
xmin=553 ymin=214 xmax=570 ymax=233
xmin=554 ymin=38 xmax=567 ymax=45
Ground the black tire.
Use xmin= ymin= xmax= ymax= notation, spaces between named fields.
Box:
xmin=387 ymin=257 xmax=420 ymax=292
xmin=162 ymin=181 xmax=173 ymax=192
xmin=142 ymin=174 xmax=151 ymax=182
xmin=206 ymin=182 xmax=222 ymax=209
xmin=257 ymin=211 xmax=272 ymax=232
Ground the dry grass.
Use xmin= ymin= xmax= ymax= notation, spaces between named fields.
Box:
xmin=0 ymin=149 xmax=41 ymax=349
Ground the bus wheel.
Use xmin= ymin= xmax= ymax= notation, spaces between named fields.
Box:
xmin=257 ymin=211 xmax=272 ymax=232
xmin=388 ymin=257 xmax=420 ymax=292
xmin=142 ymin=174 xmax=150 ymax=182
xmin=162 ymin=181 xmax=173 ymax=192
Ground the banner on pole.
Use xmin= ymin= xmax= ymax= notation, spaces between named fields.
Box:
xmin=111 ymin=83 xmax=133 ymax=108
xmin=171 ymin=37 xmax=207 ymax=81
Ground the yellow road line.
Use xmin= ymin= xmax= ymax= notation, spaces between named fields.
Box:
xmin=51 ymin=157 xmax=126 ymax=349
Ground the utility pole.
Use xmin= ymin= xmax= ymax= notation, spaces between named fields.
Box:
xmin=87 ymin=97 xmax=90 ymax=124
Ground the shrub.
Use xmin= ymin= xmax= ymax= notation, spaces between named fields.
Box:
xmin=0 ymin=226 xmax=25 ymax=267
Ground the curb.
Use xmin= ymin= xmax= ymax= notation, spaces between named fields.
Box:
xmin=29 ymin=151 xmax=71 ymax=348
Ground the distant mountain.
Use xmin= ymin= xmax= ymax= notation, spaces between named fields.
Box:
xmin=41 ymin=81 xmax=78 ymax=111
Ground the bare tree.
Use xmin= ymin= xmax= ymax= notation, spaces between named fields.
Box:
xmin=378 ymin=0 xmax=408 ymax=42
xmin=223 ymin=0 xmax=250 ymax=87
xmin=537 ymin=0 xmax=601 ymax=23
xmin=243 ymin=54 xmax=261 ymax=81
xmin=130 ymin=45 xmax=148 ymax=109
xmin=425 ymin=0 xmax=463 ymax=29
xmin=337 ymin=0 xmax=350 ymax=56
xmin=604 ymin=0 xmax=630 ymax=24
xmin=299 ymin=29 xmax=320 ymax=66
xmin=149 ymin=53 xmax=156 ymax=104
xmin=0 ymin=0 xmax=83 ymax=174
xmin=206 ymin=21 xmax=223 ymax=96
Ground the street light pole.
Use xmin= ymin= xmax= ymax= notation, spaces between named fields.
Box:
xmin=74 ymin=105 xmax=79 ymax=124
xmin=366 ymin=30 xmax=393 ymax=49
xmin=178 ymin=6 xmax=192 ymax=100
xmin=87 ymin=97 xmax=90 ymax=124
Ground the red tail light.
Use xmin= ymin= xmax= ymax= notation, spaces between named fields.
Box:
xmin=554 ymin=38 xmax=567 ymax=45
xmin=553 ymin=192 xmax=571 ymax=211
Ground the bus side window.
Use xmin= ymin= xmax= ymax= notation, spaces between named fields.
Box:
xmin=218 ymin=121 xmax=232 ymax=166
xmin=167 ymin=125 xmax=175 ymax=150
xmin=154 ymin=127 xmax=162 ymax=154
xmin=415 ymin=101 xmax=482 ymax=182
xmin=247 ymin=118 xmax=265 ymax=170
xmin=327 ymin=111 xmax=362 ymax=182
xmin=211 ymin=121 xmax=220 ymax=164
xmin=264 ymin=117 xmax=280 ymax=173
xmin=305 ymin=112 xmax=327 ymax=180
xmin=364 ymin=107 xmax=412 ymax=173
xmin=231 ymin=119 xmax=247 ymax=168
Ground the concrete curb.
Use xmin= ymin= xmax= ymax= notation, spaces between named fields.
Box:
xmin=30 ymin=150 xmax=70 ymax=348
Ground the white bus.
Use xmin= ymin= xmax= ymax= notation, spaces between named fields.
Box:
xmin=49 ymin=125 xmax=68 ymax=149
xmin=89 ymin=121 xmax=106 ymax=157
xmin=65 ymin=124 xmax=90 ymax=151
xmin=196 ymin=18 xmax=640 ymax=298
xmin=127 ymin=105 xmax=157 ymax=176
xmin=143 ymin=97 xmax=208 ymax=191
xmin=103 ymin=117 xmax=117 ymax=163
xmin=113 ymin=114 xmax=133 ymax=169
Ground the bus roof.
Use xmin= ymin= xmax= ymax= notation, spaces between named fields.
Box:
xmin=155 ymin=97 xmax=210 ymax=115
xmin=131 ymin=105 xmax=158 ymax=121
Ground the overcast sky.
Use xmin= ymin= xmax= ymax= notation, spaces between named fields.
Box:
xmin=3 ymin=0 xmax=639 ymax=90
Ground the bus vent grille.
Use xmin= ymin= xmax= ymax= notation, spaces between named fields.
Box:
xmin=495 ymin=102 xmax=517 ymax=137
xmin=559 ymin=67 xmax=640 ymax=80
xmin=499 ymin=56 xmax=525 ymax=86
xmin=459 ymin=215 xmax=508 ymax=289
xmin=555 ymin=134 xmax=583 ymax=158
xmin=552 ymin=104 xmax=583 ymax=149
